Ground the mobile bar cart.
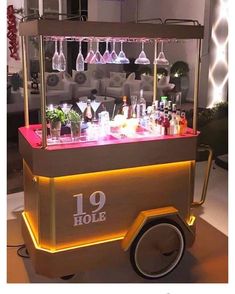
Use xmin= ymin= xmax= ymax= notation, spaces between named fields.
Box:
xmin=18 ymin=19 xmax=212 ymax=279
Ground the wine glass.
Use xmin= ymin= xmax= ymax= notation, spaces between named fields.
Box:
xmin=85 ymin=39 xmax=95 ymax=64
xmin=154 ymin=40 xmax=169 ymax=66
xmin=76 ymin=40 xmax=84 ymax=71
xmin=107 ymin=40 xmax=118 ymax=63
xmin=76 ymin=101 xmax=87 ymax=121
xmin=115 ymin=41 xmax=129 ymax=64
xmin=58 ymin=39 xmax=66 ymax=71
xmin=91 ymin=99 xmax=101 ymax=121
xmin=102 ymin=40 xmax=111 ymax=63
xmin=52 ymin=40 xmax=59 ymax=70
xmin=90 ymin=40 xmax=106 ymax=64
xmin=135 ymin=41 xmax=150 ymax=65
xmin=60 ymin=103 xmax=72 ymax=115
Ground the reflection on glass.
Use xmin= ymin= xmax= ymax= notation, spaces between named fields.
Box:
xmin=154 ymin=40 xmax=169 ymax=66
xmin=85 ymin=40 xmax=95 ymax=64
xmin=90 ymin=40 xmax=106 ymax=64
xmin=52 ymin=40 xmax=59 ymax=70
xmin=115 ymin=41 xmax=129 ymax=64
xmin=76 ymin=40 xmax=84 ymax=71
xmin=135 ymin=41 xmax=150 ymax=65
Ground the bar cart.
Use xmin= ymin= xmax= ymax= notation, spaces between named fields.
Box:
xmin=18 ymin=19 xmax=213 ymax=280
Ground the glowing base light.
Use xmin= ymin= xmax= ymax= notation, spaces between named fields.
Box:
xmin=208 ymin=0 xmax=228 ymax=108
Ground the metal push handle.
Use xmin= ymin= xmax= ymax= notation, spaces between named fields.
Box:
xmin=192 ymin=144 xmax=213 ymax=207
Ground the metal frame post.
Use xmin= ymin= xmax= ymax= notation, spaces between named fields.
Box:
xmin=193 ymin=38 xmax=202 ymax=134
xmin=153 ymin=39 xmax=158 ymax=103
xmin=21 ymin=35 xmax=29 ymax=126
xmin=39 ymin=35 xmax=47 ymax=148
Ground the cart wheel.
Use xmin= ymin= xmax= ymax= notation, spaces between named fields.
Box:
xmin=60 ymin=274 xmax=75 ymax=280
xmin=130 ymin=219 xmax=185 ymax=279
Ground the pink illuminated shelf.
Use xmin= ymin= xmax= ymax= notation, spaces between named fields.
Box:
xmin=19 ymin=124 xmax=199 ymax=151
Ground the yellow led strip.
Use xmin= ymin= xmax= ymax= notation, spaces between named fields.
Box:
xmin=22 ymin=212 xmax=125 ymax=253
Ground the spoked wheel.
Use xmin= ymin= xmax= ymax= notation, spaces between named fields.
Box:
xmin=130 ymin=220 xmax=185 ymax=279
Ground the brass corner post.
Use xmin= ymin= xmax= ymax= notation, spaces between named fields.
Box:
xmin=193 ymin=38 xmax=202 ymax=134
xmin=39 ymin=35 xmax=47 ymax=149
xmin=21 ymin=35 xmax=29 ymax=126
xmin=153 ymin=40 xmax=158 ymax=103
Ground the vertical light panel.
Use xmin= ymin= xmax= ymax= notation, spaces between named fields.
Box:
xmin=208 ymin=0 xmax=228 ymax=108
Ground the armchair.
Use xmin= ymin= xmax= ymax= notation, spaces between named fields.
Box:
xmin=69 ymin=70 xmax=100 ymax=98
xmin=100 ymin=72 xmax=135 ymax=100
xmin=128 ymin=74 xmax=175 ymax=105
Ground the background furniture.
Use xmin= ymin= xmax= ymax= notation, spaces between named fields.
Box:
xmin=100 ymin=72 xmax=136 ymax=100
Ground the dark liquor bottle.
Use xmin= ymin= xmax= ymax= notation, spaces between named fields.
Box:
xmin=84 ymin=99 xmax=93 ymax=123
xmin=162 ymin=110 xmax=170 ymax=136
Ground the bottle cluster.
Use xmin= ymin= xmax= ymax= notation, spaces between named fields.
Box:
xmin=120 ymin=95 xmax=188 ymax=136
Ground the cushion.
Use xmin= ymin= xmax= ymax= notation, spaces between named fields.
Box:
xmin=45 ymin=72 xmax=64 ymax=90
xmin=72 ymin=70 xmax=91 ymax=87
xmin=141 ymin=74 xmax=153 ymax=91
xmin=109 ymin=72 xmax=126 ymax=87
xmin=127 ymin=72 xmax=136 ymax=81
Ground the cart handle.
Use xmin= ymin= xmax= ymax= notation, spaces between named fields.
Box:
xmin=192 ymin=144 xmax=213 ymax=207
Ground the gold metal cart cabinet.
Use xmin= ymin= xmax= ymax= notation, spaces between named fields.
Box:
xmin=18 ymin=19 xmax=212 ymax=280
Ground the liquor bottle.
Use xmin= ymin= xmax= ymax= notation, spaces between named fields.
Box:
xmin=175 ymin=109 xmax=181 ymax=135
xmin=172 ymin=103 xmax=177 ymax=112
xmin=161 ymin=96 xmax=168 ymax=108
xmin=179 ymin=110 xmax=188 ymax=135
xmin=84 ymin=99 xmax=93 ymax=123
xmin=169 ymin=110 xmax=177 ymax=135
xmin=121 ymin=96 xmax=129 ymax=119
xmin=162 ymin=110 xmax=170 ymax=136
xmin=155 ymin=108 xmax=162 ymax=135
xmin=136 ymin=97 xmax=141 ymax=119
xmin=139 ymin=93 xmax=146 ymax=117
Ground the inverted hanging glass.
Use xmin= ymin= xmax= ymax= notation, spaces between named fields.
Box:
xmin=58 ymin=39 xmax=66 ymax=71
xmin=154 ymin=40 xmax=169 ymax=66
xmin=90 ymin=40 xmax=106 ymax=64
xmin=76 ymin=40 xmax=84 ymax=71
xmin=107 ymin=40 xmax=118 ymax=64
xmin=52 ymin=40 xmax=59 ymax=70
xmin=135 ymin=41 xmax=150 ymax=65
xmin=85 ymin=39 xmax=95 ymax=64
xmin=102 ymin=40 xmax=112 ymax=63
xmin=115 ymin=41 xmax=129 ymax=64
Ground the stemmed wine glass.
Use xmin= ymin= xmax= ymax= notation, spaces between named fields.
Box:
xmin=85 ymin=39 xmax=95 ymax=64
xmin=102 ymin=40 xmax=111 ymax=63
xmin=90 ymin=40 xmax=105 ymax=64
xmin=154 ymin=40 xmax=169 ymax=66
xmin=52 ymin=40 xmax=59 ymax=70
xmin=76 ymin=40 xmax=84 ymax=71
xmin=91 ymin=99 xmax=101 ymax=121
xmin=76 ymin=101 xmax=88 ymax=121
xmin=115 ymin=41 xmax=129 ymax=64
xmin=135 ymin=41 xmax=150 ymax=65
xmin=108 ymin=40 xmax=118 ymax=63
xmin=58 ymin=39 xmax=66 ymax=71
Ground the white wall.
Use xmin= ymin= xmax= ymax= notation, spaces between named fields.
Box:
xmin=7 ymin=0 xmax=25 ymax=73
xmin=88 ymin=0 xmax=121 ymax=22
xmin=121 ymin=0 xmax=206 ymax=102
